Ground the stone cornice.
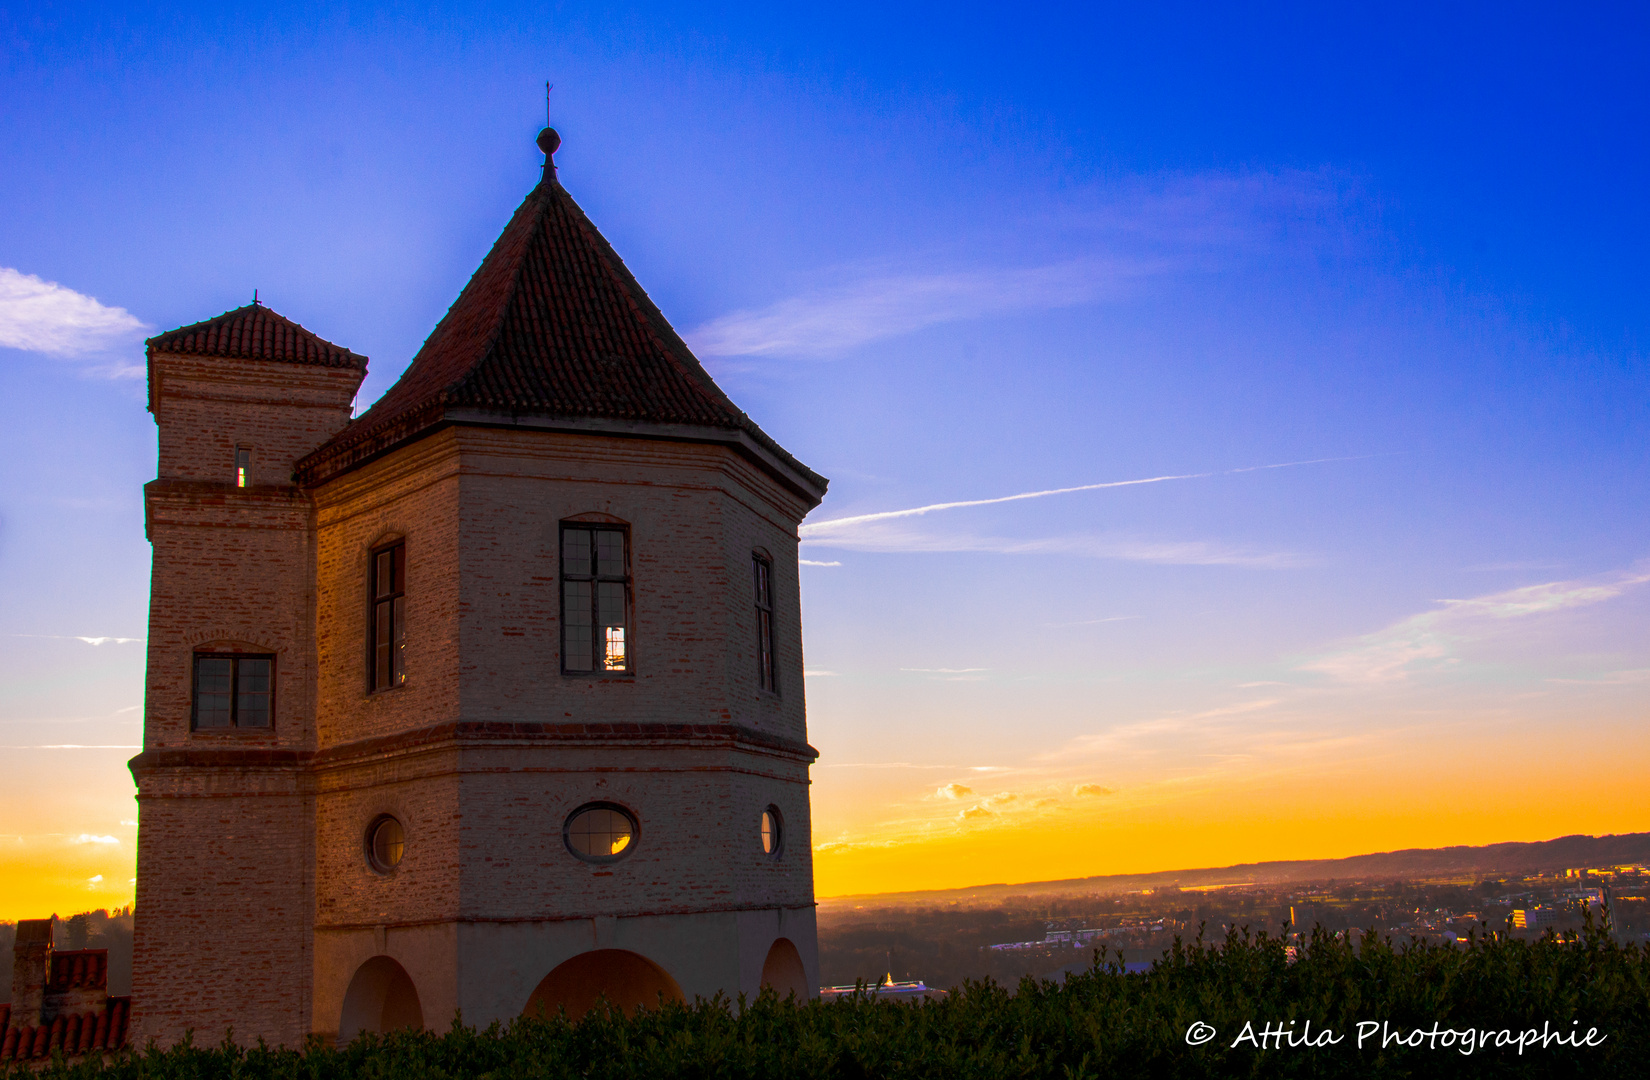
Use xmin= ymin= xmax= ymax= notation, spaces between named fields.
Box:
xmin=129 ymin=721 xmax=818 ymax=777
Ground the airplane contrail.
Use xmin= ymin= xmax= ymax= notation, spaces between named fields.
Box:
xmin=799 ymin=455 xmax=1376 ymax=535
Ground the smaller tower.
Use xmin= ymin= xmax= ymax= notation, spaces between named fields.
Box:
xmin=133 ymin=305 xmax=366 ymax=1046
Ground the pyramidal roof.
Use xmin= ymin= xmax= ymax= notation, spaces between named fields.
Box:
xmin=297 ymin=130 xmax=824 ymax=502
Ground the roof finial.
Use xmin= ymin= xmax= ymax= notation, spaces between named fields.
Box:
xmin=253 ymin=289 xmax=259 ymax=307
xmin=537 ymin=82 xmax=560 ymax=174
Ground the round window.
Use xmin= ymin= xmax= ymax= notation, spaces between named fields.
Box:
xmin=564 ymin=803 xmax=638 ymax=863
xmin=761 ymin=806 xmax=783 ymax=858
xmin=366 ymin=815 xmax=404 ymax=873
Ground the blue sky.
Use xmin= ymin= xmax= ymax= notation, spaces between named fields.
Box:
xmin=3 ymin=2 xmax=1650 ymax=903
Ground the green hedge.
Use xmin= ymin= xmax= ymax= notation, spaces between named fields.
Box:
xmin=15 ymin=924 xmax=1650 ymax=1079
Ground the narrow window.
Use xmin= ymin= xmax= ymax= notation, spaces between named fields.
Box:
xmin=370 ymin=542 xmax=407 ymax=690
xmin=192 ymin=653 xmax=274 ymax=729
xmin=235 ymin=447 xmax=251 ymax=488
xmin=561 ymin=525 xmax=629 ymax=673
xmin=761 ymin=805 xmax=783 ymax=858
xmin=753 ymin=554 xmax=776 ymax=692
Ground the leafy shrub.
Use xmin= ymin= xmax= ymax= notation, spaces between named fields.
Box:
xmin=13 ymin=923 xmax=1648 ymax=1079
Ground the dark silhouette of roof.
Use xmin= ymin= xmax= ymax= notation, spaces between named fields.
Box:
xmin=146 ymin=304 xmax=365 ymax=369
xmin=296 ymin=130 xmax=823 ymax=500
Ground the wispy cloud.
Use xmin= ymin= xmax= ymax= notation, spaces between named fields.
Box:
xmin=1072 ymin=784 xmax=1115 ymax=797
xmin=934 ymin=783 xmax=974 ymax=800
xmin=799 ymin=559 xmax=842 ymax=567
xmin=10 ymin=633 xmax=145 ymax=645
xmin=1046 ymin=616 xmax=1138 ymax=628
xmin=807 ymin=523 xmax=1303 ymax=567
xmin=817 ymin=761 xmax=955 ymax=769
xmin=1050 ymin=698 xmax=1284 ymax=760
xmin=901 ymin=667 xmax=989 ymax=674
xmin=1302 ymin=565 xmax=1650 ymax=683
xmin=685 ymin=169 xmax=1347 ymax=359
xmin=71 ymin=834 xmax=120 ymax=845
xmin=687 ymin=256 xmax=1169 ymax=358
xmin=0 ymin=268 xmax=149 ymax=375
xmin=803 ymin=669 xmax=839 ymax=677
xmin=2 ymin=744 xmax=142 ymax=750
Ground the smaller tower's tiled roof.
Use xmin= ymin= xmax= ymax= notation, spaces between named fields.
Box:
xmin=146 ymin=304 xmax=366 ymax=370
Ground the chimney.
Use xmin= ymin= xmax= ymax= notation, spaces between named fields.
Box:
xmin=8 ymin=920 xmax=52 ymax=1028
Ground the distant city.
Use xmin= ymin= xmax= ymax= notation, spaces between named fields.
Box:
xmin=815 ymin=835 xmax=1650 ymax=992
xmin=6 ymin=850 xmax=1649 ymax=1007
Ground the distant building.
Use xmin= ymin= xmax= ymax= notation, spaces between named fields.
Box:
xmin=0 ymin=920 xmax=131 ymax=1063
xmin=130 ymin=126 xmax=827 ymax=1048
xmin=1511 ymin=908 xmax=1559 ymax=930
xmin=819 ymin=975 xmax=947 ymax=1003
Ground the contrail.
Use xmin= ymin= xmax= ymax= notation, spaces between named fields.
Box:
xmin=800 ymin=455 xmax=1374 ymax=535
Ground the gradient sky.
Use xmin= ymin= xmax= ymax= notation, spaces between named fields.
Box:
xmin=3 ymin=2 xmax=1650 ymax=915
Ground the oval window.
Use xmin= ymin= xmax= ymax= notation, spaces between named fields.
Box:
xmin=366 ymin=815 xmax=405 ymax=873
xmin=761 ymin=806 xmax=783 ymax=858
xmin=564 ymin=803 xmax=638 ymax=863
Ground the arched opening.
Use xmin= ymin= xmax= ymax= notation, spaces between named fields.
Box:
xmin=760 ymin=937 xmax=809 ymax=1000
xmin=339 ymin=956 xmax=424 ymax=1043
xmin=521 ymin=949 xmax=684 ymax=1020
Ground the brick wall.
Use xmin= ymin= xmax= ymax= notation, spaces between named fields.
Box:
xmin=138 ymin=347 xmax=820 ymax=1045
xmin=132 ymin=349 xmax=361 ymax=1047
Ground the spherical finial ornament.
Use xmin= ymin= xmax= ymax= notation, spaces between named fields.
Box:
xmin=536 ymin=127 xmax=561 ymax=158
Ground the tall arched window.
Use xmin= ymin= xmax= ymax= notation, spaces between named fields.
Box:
xmin=370 ymin=541 xmax=406 ymax=690
xmin=562 ymin=524 xmax=630 ymax=673
xmin=752 ymin=553 xmax=776 ymax=692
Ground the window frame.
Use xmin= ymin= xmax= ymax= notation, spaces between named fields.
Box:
xmin=760 ymin=804 xmax=784 ymax=859
xmin=368 ymin=540 xmax=407 ymax=692
xmin=235 ymin=446 xmax=252 ymax=488
xmin=559 ymin=523 xmax=632 ymax=675
xmin=562 ymin=801 xmax=640 ymax=864
xmin=752 ymin=552 xmax=777 ymax=694
xmin=190 ymin=651 xmax=276 ymax=731
xmin=364 ymin=814 xmax=406 ymax=875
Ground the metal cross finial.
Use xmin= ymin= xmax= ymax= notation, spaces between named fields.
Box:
xmin=546 ymin=81 xmax=553 ymax=127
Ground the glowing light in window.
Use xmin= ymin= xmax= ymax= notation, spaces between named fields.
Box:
xmin=761 ymin=806 xmax=782 ymax=857
xmin=566 ymin=805 xmax=636 ymax=860
xmin=368 ymin=816 xmax=405 ymax=872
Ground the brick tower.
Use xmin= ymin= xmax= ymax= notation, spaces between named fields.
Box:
xmin=131 ymin=126 xmax=827 ymax=1047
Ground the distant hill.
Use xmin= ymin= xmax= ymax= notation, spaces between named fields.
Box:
xmin=822 ymin=832 xmax=1650 ymax=904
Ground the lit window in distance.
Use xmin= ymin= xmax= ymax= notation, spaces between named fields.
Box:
xmin=566 ymin=805 xmax=635 ymax=861
xmin=761 ymin=807 xmax=782 ymax=856
xmin=236 ymin=448 xmax=250 ymax=488
xmin=368 ymin=816 xmax=404 ymax=872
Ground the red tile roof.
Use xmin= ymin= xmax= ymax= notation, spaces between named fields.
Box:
xmin=296 ymin=133 xmax=824 ymax=501
xmin=0 ymin=997 xmax=131 ymax=1061
xmin=147 ymin=304 xmax=366 ymax=369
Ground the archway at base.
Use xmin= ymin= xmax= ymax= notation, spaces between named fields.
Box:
xmin=522 ymin=949 xmax=684 ymax=1020
xmin=760 ymin=937 xmax=809 ymax=1000
xmin=339 ymin=956 xmax=424 ymax=1042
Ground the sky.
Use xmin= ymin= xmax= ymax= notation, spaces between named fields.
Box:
xmin=3 ymin=1 xmax=1650 ymax=914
